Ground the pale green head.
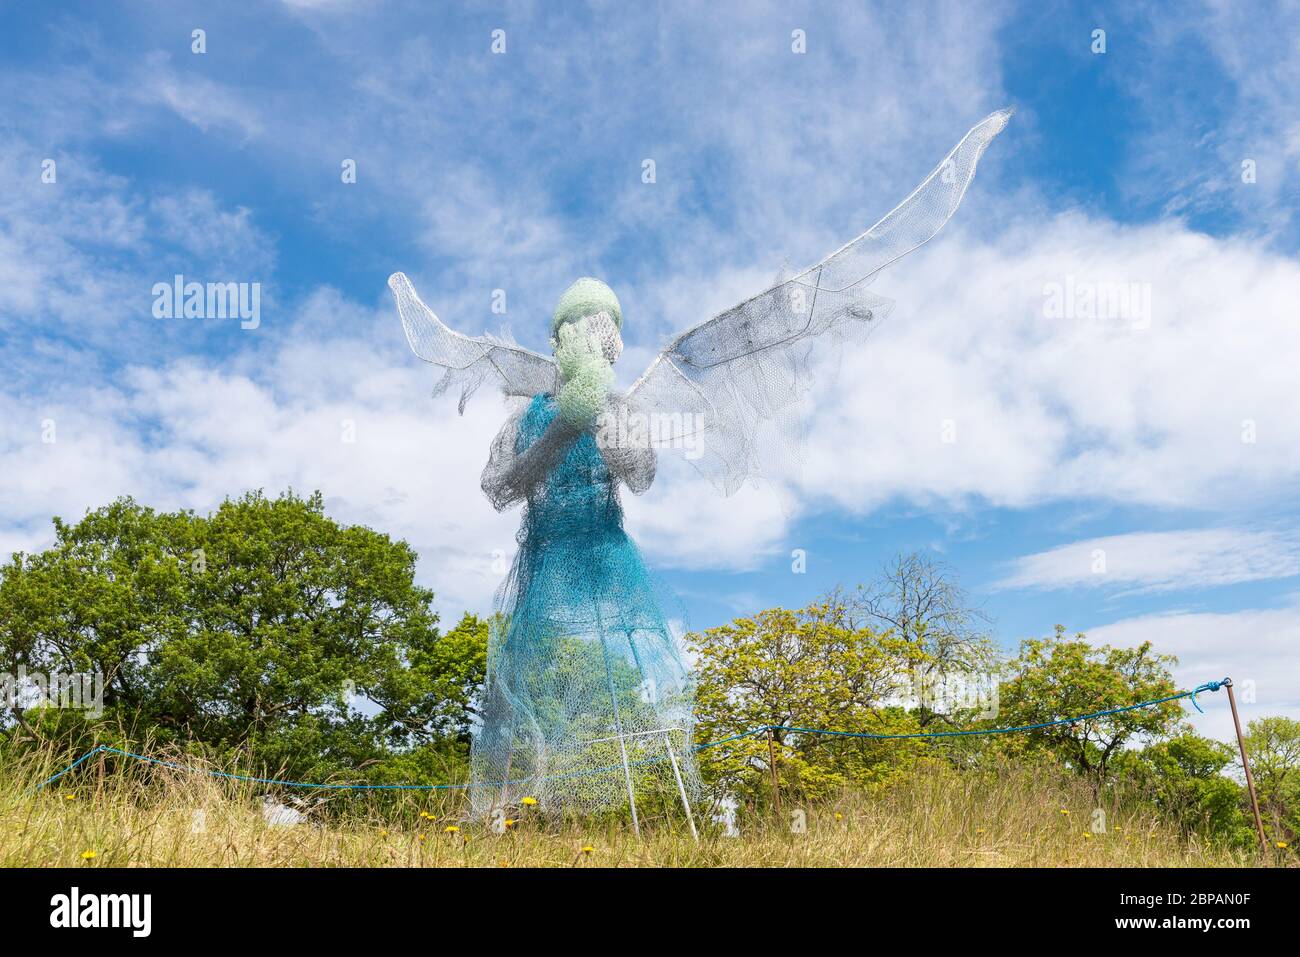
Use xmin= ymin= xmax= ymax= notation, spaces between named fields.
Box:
xmin=551 ymin=277 xmax=622 ymax=336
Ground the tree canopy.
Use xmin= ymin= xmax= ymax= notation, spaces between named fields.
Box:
xmin=997 ymin=626 xmax=1184 ymax=787
xmin=0 ymin=491 xmax=486 ymax=783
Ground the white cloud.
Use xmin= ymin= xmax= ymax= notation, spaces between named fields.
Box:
xmin=4 ymin=0 xmax=1300 ymax=652
xmin=1089 ymin=605 xmax=1300 ymax=742
xmin=995 ymin=529 xmax=1300 ymax=592
xmin=0 ymin=283 xmax=791 ymax=621
xmin=7 ymin=198 xmax=1300 ymax=623
xmin=800 ymin=213 xmax=1300 ymax=513
xmin=1127 ymin=1 xmax=1300 ymax=237
xmin=0 ymin=133 xmax=279 ymax=398
xmin=138 ymin=52 xmax=264 ymax=140
xmin=624 ymin=458 xmax=789 ymax=572
xmin=0 ymin=348 xmax=513 ymax=620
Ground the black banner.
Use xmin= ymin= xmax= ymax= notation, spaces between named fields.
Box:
xmin=0 ymin=866 xmax=1287 ymax=943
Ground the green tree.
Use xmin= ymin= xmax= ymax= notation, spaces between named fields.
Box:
xmin=998 ymin=626 xmax=1184 ymax=790
xmin=373 ymin=611 xmax=489 ymax=744
xmin=0 ymin=498 xmax=188 ymax=737
xmin=0 ymin=492 xmax=487 ymax=783
xmin=1243 ymin=716 xmax=1300 ymax=852
xmin=689 ymin=598 xmax=921 ymax=803
xmin=1113 ymin=734 xmax=1250 ymax=844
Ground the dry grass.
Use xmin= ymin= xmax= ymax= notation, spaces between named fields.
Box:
xmin=0 ymin=745 xmax=1274 ymax=867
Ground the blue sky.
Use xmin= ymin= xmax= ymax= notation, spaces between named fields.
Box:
xmin=2 ymin=1 xmax=1299 ymax=740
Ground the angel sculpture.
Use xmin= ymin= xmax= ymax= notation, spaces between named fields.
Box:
xmin=390 ymin=109 xmax=1010 ymax=832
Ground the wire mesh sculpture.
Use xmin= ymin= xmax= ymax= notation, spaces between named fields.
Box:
xmin=390 ymin=109 xmax=1011 ymax=831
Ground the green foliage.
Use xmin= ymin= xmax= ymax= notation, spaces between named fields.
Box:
xmin=997 ymin=626 xmax=1183 ymax=786
xmin=1243 ymin=716 xmax=1300 ymax=853
xmin=689 ymin=598 xmax=925 ymax=803
xmin=688 ymin=591 xmax=1267 ymax=853
xmin=0 ymin=492 xmax=487 ymax=784
xmin=4 ymin=503 xmax=1291 ymax=859
xmin=1112 ymin=734 xmax=1252 ymax=846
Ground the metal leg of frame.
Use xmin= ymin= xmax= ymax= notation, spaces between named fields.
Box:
xmin=600 ymin=639 xmax=641 ymax=839
xmin=663 ymin=732 xmax=699 ymax=843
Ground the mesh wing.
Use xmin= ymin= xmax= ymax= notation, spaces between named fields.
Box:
xmin=389 ymin=272 xmax=559 ymax=412
xmin=626 ymin=108 xmax=1012 ymax=494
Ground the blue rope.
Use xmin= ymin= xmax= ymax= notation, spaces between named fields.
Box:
xmin=768 ymin=679 xmax=1228 ymax=740
xmin=692 ymin=727 xmax=770 ymax=751
xmin=31 ymin=678 xmax=1229 ymax=792
xmin=30 ymin=744 xmax=105 ymax=788
xmin=98 ymin=747 xmax=467 ymax=790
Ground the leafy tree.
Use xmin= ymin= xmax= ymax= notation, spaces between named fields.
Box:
xmin=0 ymin=498 xmax=187 ymax=737
xmin=997 ymin=626 xmax=1184 ymax=790
xmin=1243 ymin=716 xmax=1300 ymax=852
xmin=689 ymin=598 xmax=922 ymax=803
xmin=1113 ymin=734 xmax=1250 ymax=844
xmin=0 ymin=492 xmax=487 ymax=783
xmin=371 ymin=612 xmax=489 ymax=746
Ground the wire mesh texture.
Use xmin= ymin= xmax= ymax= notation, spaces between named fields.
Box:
xmin=475 ymin=389 xmax=699 ymax=819
xmin=389 ymin=110 xmax=1011 ymax=820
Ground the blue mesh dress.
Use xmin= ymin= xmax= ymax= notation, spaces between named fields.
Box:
xmin=471 ymin=393 xmax=699 ymax=816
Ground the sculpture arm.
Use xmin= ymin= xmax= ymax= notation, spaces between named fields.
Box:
xmin=481 ymin=406 xmax=582 ymax=511
xmin=595 ymin=396 xmax=657 ymax=494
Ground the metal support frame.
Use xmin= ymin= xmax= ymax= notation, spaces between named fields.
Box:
xmin=599 ymin=637 xmax=641 ymax=839
xmin=662 ymin=732 xmax=699 ymax=842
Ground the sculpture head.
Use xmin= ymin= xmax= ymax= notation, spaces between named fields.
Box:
xmin=550 ymin=277 xmax=623 ymax=365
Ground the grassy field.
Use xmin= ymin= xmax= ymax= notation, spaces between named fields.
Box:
xmin=0 ymin=745 xmax=1276 ymax=867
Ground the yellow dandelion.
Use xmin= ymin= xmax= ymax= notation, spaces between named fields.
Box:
xmin=1059 ymin=809 xmax=1069 ymax=816
xmin=81 ymin=850 xmax=97 ymax=860
xmin=445 ymin=825 xmax=459 ymax=834
xmin=417 ymin=834 xmax=427 ymax=842
xmin=834 ymin=812 xmax=843 ymax=821
xmin=1083 ymin=832 xmax=1093 ymax=840
xmin=419 ymin=811 xmax=430 ymax=819
xmin=64 ymin=794 xmax=76 ymax=801
xmin=1277 ymin=841 xmax=1289 ymax=849
xmin=498 ymin=859 xmax=510 ymax=868
xmin=976 ymin=828 xmax=986 ymax=834
xmin=581 ymin=845 xmax=594 ymax=854
xmin=378 ymin=829 xmax=388 ymax=838
xmin=521 ymin=796 xmax=538 ymax=807
xmin=504 ymin=819 xmax=517 ymax=829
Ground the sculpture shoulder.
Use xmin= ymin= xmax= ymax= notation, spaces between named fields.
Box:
xmin=517 ymin=392 xmax=557 ymax=448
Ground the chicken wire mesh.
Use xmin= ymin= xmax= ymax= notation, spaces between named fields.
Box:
xmin=474 ymin=390 xmax=699 ymax=822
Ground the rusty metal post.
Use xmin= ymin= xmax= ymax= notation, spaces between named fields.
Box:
xmin=1224 ymin=679 xmax=1268 ymax=852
